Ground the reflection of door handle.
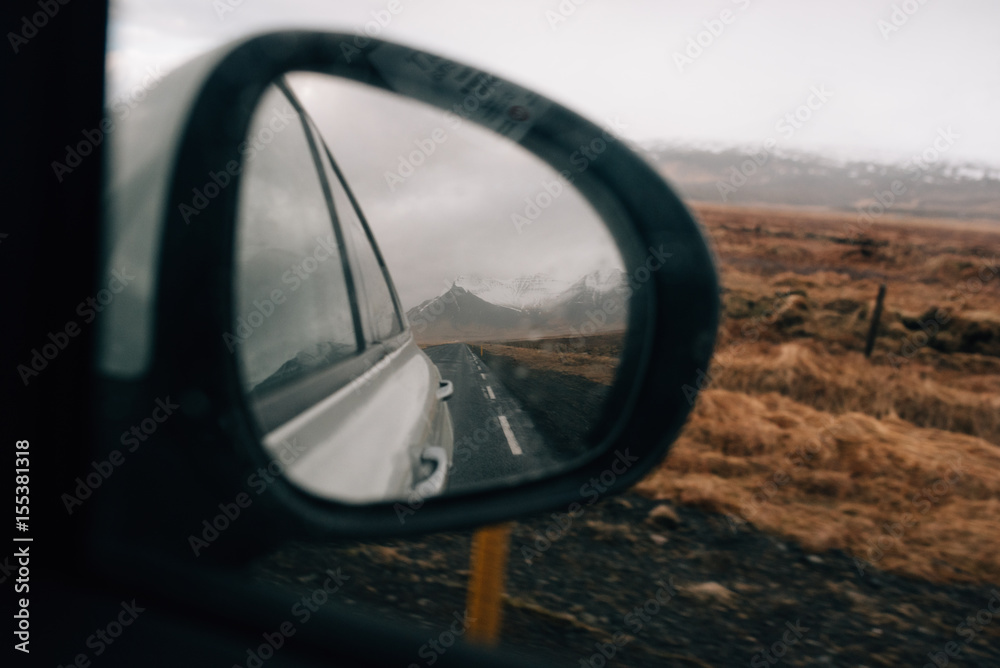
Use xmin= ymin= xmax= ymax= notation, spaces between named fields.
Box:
xmin=436 ymin=380 xmax=454 ymax=401
xmin=415 ymin=446 xmax=448 ymax=497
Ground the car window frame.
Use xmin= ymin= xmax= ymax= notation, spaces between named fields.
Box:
xmin=305 ymin=119 xmax=407 ymax=343
xmin=234 ymin=82 xmax=362 ymax=395
xmin=245 ymin=78 xmax=410 ymax=431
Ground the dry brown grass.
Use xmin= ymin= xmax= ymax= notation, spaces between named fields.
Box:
xmin=633 ymin=205 xmax=1000 ymax=584
xmin=699 ymin=203 xmax=1000 ymax=353
xmin=637 ymin=389 xmax=1000 ymax=583
xmin=709 ymin=340 xmax=1000 ymax=446
xmin=455 ymin=205 xmax=1000 ymax=583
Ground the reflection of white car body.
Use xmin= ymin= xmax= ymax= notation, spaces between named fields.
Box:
xmin=261 ymin=341 xmax=454 ymax=504
xmin=99 ymin=46 xmax=454 ymax=505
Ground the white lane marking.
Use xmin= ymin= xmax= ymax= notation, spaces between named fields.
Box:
xmin=486 ymin=385 xmax=496 ymax=399
xmin=480 ymin=373 xmax=486 ymax=379
xmin=498 ymin=415 xmax=523 ymax=456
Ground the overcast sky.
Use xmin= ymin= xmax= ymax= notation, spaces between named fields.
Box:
xmin=109 ymin=0 xmax=999 ymax=165
xmin=284 ymin=72 xmax=623 ymax=308
xmin=106 ymin=0 xmax=999 ymax=307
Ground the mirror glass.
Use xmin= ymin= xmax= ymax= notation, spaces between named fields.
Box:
xmin=232 ymin=72 xmax=633 ymax=505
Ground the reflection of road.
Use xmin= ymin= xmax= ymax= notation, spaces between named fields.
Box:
xmin=423 ymin=343 xmax=557 ymax=494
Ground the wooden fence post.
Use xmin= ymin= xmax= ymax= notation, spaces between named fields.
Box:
xmin=864 ymin=283 xmax=887 ymax=358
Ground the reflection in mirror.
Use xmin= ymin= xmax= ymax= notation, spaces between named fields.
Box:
xmin=233 ymin=72 xmax=632 ymax=506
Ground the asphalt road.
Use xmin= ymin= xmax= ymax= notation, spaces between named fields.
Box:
xmin=423 ymin=343 xmax=560 ymax=494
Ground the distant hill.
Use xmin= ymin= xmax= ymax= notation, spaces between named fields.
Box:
xmin=406 ymin=270 xmax=629 ymax=343
xmin=640 ymin=142 xmax=1000 ymax=222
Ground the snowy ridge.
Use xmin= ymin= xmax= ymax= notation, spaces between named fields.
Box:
xmin=404 ymin=269 xmax=630 ymax=341
xmin=451 ymin=274 xmax=574 ymax=311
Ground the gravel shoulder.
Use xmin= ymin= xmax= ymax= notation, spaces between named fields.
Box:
xmin=252 ymin=493 xmax=1000 ymax=667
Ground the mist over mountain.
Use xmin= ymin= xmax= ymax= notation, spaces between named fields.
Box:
xmin=406 ymin=269 xmax=629 ymax=342
xmin=640 ymin=142 xmax=1000 ymax=222
xmin=449 ymin=274 xmax=573 ymax=311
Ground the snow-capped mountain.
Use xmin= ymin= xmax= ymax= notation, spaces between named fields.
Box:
xmin=450 ymin=274 xmax=573 ymax=311
xmin=406 ymin=283 xmax=529 ymax=341
xmin=406 ymin=270 xmax=629 ymax=342
xmin=546 ymin=269 xmax=629 ymax=328
xmin=558 ymin=268 xmax=628 ymax=300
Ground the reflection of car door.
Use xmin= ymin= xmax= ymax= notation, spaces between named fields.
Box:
xmin=234 ymin=83 xmax=362 ymax=406
xmin=233 ymin=79 xmax=453 ymax=503
xmin=302 ymin=103 xmax=455 ymax=502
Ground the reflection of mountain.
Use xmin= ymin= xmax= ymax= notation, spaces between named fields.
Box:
xmin=546 ymin=269 xmax=629 ymax=330
xmin=406 ymin=270 xmax=629 ymax=342
xmin=450 ymin=274 xmax=572 ymax=310
xmin=251 ymin=340 xmax=356 ymax=394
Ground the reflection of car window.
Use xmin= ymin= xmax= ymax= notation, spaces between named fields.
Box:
xmin=233 ymin=85 xmax=359 ymax=393
xmin=309 ymin=120 xmax=403 ymax=344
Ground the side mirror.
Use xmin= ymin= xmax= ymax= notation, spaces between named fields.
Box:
xmin=97 ymin=32 xmax=718 ymax=555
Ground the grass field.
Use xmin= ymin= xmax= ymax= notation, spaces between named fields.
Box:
xmin=486 ymin=204 xmax=1000 ymax=583
xmin=255 ymin=205 xmax=1000 ymax=666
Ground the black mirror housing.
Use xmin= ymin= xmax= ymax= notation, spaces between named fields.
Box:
xmin=94 ymin=31 xmax=719 ymax=564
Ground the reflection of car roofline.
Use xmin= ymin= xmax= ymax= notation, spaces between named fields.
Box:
xmin=249 ymin=329 xmax=412 ymax=432
xmin=259 ymin=336 xmax=447 ymax=503
xmin=249 ymin=340 xmax=360 ymax=396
